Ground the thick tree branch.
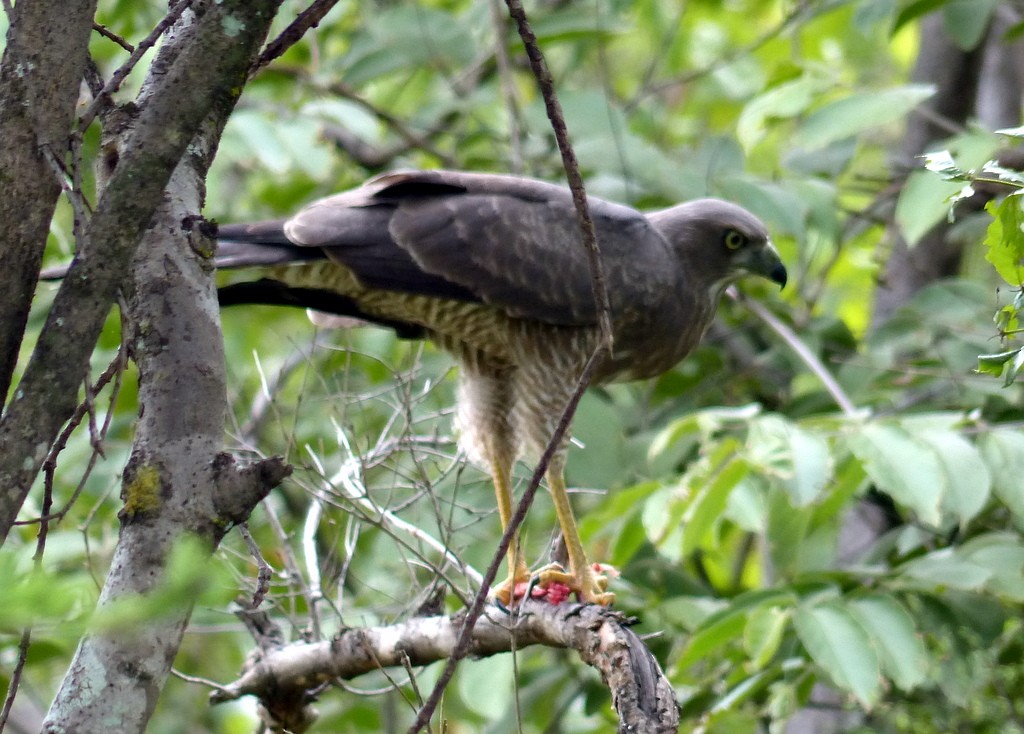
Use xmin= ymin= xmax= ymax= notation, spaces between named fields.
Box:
xmin=0 ymin=0 xmax=97 ymax=404
xmin=213 ymin=601 xmax=679 ymax=734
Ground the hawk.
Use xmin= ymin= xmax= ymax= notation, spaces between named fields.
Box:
xmin=216 ymin=169 xmax=787 ymax=605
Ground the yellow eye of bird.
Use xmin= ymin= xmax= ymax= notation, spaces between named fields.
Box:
xmin=724 ymin=229 xmax=746 ymax=250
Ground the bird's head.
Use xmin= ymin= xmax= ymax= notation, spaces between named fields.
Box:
xmin=651 ymin=198 xmax=787 ymax=295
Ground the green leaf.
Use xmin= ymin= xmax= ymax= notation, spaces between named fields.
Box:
xmin=893 ymin=0 xmax=950 ymax=33
xmin=848 ymin=595 xmax=928 ymax=691
xmin=794 ymin=602 xmax=881 ymax=708
xmin=682 ymin=446 xmax=750 ymax=556
xmin=737 ymin=76 xmax=823 ymax=150
xmin=677 ymin=605 xmax=749 ymax=668
xmin=983 ymin=196 xmax=1024 ymax=286
xmin=960 ymin=534 xmax=1024 ymax=600
xmin=900 ymin=548 xmax=992 ymax=590
xmin=943 ymin=0 xmax=999 ymax=50
xmin=922 ymin=149 xmax=968 ymax=181
xmin=796 ymin=85 xmax=936 ymax=150
xmin=978 ymin=162 xmax=1024 ymax=189
xmin=641 ymin=485 xmax=686 ymax=562
xmin=531 ymin=7 xmax=621 ymax=43
xmin=679 ymin=589 xmax=797 ymax=668
xmin=765 ymin=490 xmax=812 ymax=576
xmin=746 ymin=415 xmax=832 ymax=506
xmin=917 ymin=429 xmax=991 ymax=524
xmin=743 ymin=606 xmax=789 ymax=670
xmin=977 ymin=349 xmax=1019 ymax=378
xmin=895 ymin=169 xmax=962 ymax=246
xmin=996 ymin=125 xmax=1024 ymax=139
xmin=810 ymin=452 xmax=869 ymax=528
xmin=980 ymin=429 xmax=1024 ymax=521
xmin=848 ymin=423 xmax=945 ymax=526
xmin=1007 ymin=348 xmax=1024 ymax=387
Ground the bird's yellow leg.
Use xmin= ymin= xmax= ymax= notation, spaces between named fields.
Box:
xmin=540 ymin=466 xmax=615 ymax=605
xmin=489 ymin=458 xmax=531 ymax=605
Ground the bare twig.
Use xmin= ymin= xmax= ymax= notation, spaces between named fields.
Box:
xmin=237 ymin=523 xmax=274 ymax=609
xmin=628 ymin=2 xmax=808 ymax=110
xmin=41 ymin=145 xmax=93 ymax=226
xmin=324 ymin=440 xmax=485 ymax=589
xmin=92 ymin=22 xmax=135 ymax=52
xmin=0 ymin=628 xmax=32 ymax=732
xmin=504 ymin=0 xmax=614 ymax=353
xmin=409 ymin=4 xmax=621 ymax=729
xmin=80 ymin=0 xmax=196 ymax=130
xmin=731 ymin=289 xmax=862 ymax=418
xmin=254 ymin=0 xmax=342 ymax=72
xmin=326 ymin=79 xmax=459 ymax=167
xmin=22 ymin=342 xmax=127 ymax=528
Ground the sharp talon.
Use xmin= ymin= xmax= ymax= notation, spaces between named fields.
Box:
xmin=491 ymin=562 xmax=618 ymax=606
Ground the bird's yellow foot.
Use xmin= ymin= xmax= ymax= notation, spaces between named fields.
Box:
xmin=497 ymin=565 xmax=610 ymax=606
xmin=491 ymin=567 xmax=533 ymax=607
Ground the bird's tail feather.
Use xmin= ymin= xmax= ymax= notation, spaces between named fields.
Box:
xmin=215 ymin=219 xmax=323 ymax=269
xmin=38 ymin=219 xmax=317 ymax=280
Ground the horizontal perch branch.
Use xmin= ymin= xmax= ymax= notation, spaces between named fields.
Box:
xmin=212 ymin=601 xmax=679 ymax=733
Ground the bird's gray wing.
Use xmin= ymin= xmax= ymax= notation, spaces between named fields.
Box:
xmin=287 ymin=170 xmax=675 ymax=326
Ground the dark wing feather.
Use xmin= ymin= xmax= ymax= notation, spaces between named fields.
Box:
xmin=283 ymin=192 xmax=482 ymax=303
xmin=287 ymin=170 xmax=678 ymax=326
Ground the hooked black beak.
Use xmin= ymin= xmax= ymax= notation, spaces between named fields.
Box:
xmin=769 ymin=261 xmax=787 ymax=290
xmin=739 ymin=240 xmax=787 ymax=290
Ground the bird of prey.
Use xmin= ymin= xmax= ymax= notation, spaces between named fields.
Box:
xmin=216 ymin=169 xmax=787 ymax=605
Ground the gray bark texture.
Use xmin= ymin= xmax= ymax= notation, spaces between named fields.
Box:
xmin=213 ymin=601 xmax=680 ymax=734
xmin=0 ymin=0 xmax=98 ymax=405
xmin=35 ymin=3 xmax=288 ymax=733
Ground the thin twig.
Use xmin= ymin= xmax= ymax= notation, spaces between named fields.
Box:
xmin=504 ymin=0 xmax=614 ymax=353
xmin=731 ymin=289 xmax=861 ymax=418
xmin=261 ymin=497 xmax=320 ymax=624
xmin=23 ymin=343 xmax=127 ymax=527
xmin=409 ymin=5 xmax=617 ymax=728
xmin=326 ymin=80 xmax=459 ymax=167
xmin=0 ymin=628 xmax=32 ymax=732
xmin=237 ymin=523 xmax=274 ymax=609
xmin=254 ymin=0 xmax=342 ymax=73
xmin=628 ymin=2 xmax=808 ymax=111
xmin=80 ymin=0 xmax=195 ymax=130
xmin=326 ymin=446 xmax=485 ymax=589
xmin=91 ymin=22 xmax=135 ymax=53
xmin=41 ymin=145 xmax=93 ymax=226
